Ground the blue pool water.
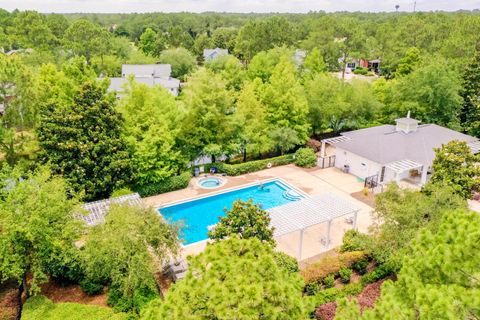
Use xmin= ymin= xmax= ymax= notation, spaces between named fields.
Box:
xmin=159 ymin=180 xmax=303 ymax=245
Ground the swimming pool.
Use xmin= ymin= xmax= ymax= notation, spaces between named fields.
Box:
xmin=159 ymin=180 xmax=304 ymax=245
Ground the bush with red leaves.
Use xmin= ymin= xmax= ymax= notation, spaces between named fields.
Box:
xmin=306 ymin=139 xmax=322 ymax=152
xmin=357 ymin=278 xmax=389 ymax=311
xmin=315 ymin=301 xmax=337 ymax=320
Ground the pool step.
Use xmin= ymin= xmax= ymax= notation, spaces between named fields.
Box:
xmin=283 ymin=190 xmax=302 ymax=201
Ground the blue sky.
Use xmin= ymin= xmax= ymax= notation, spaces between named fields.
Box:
xmin=1 ymin=0 xmax=479 ymax=13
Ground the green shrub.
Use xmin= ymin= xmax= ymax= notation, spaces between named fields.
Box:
xmin=305 ymin=282 xmax=321 ymax=296
xmin=361 ymin=264 xmax=393 ymax=285
xmin=339 ymin=267 xmax=353 ymax=283
xmin=306 ymin=282 xmax=363 ymax=309
xmin=352 ymin=259 xmax=369 ymax=275
xmin=342 ymin=282 xmax=363 ymax=296
xmin=22 ymin=295 xmax=128 ymax=320
xmin=274 ymin=251 xmax=299 ymax=274
xmin=294 ymin=147 xmax=317 ymax=168
xmin=107 ymin=286 xmax=157 ymax=313
xmin=323 ymin=274 xmax=335 ymax=288
xmin=353 ymin=67 xmax=368 ymax=75
xmin=135 ymin=172 xmax=191 ymax=197
xmin=111 ymin=188 xmax=134 ymax=198
xmin=203 ymin=154 xmax=295 ymax=176
xmin=301 ymin=251 xmax=366 ymax=284
xmin=340 ymin=230 xmax=369 ymax=252
xmin=80 ymin=278 xmax=104 ymax=296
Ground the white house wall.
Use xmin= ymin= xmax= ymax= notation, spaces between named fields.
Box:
xmin=334 ymin=147 xmax=382 ymax=180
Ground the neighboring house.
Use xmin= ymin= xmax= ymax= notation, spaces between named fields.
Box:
xmin=2 ymin=48 xmax=34 ymax=56
xmin=203 ymin=48 xmax=228 ymax=61
xmin=343 ymin=58 xmax=380 ymax=74
xmin=320 ymin=115 xmax=480 ymax=187
xmin=104 ymin=64 xmax=180 ymax=97
xmin=121 ymin=64 xmax=171 ymax=78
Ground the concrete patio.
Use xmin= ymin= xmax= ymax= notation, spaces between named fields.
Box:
xmin=143 ymin=165 xmax=374 ymax=261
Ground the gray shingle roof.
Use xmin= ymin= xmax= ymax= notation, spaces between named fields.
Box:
xmin=203 ymin=48 xmax=228 ymax=59
xmin=335 ymin=124 xmax=478 ymax=166
xmin=122 ymin=64 xmax=171 ymax=78
xmin=107 ymin=77 xmax=180 ymax=92
xmin=78 ymin=193 xmax=142 ymax=226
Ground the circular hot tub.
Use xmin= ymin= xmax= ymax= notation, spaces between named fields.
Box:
xmin=198 ymin=177 xmax=226 ymax=189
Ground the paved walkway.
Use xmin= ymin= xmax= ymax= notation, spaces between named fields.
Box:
xmin=144 ymin=165 xmax=374 ymax=261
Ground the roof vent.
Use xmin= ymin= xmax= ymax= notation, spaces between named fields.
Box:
xmin=395 ymin=112 xmax=419 ymax=134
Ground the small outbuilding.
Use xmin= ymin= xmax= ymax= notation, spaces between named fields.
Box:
xmin=321 ymin=116 xmax=479 ymax=187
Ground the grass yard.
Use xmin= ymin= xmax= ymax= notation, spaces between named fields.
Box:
xmin=21 ymin=296 xmax=128 ymax=320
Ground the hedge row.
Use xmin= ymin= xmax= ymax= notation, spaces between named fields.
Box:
xmin=134 ymin=172 xmax=192 ymax=197
xmin=203 ymin=154 xmax=295 ymax=176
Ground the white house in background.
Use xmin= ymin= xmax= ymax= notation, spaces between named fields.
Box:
xmin=320 ymin=116 xmax=480 ymax=187
xmin=104 ymin=64 xmax=181 ymax=97
xmin=203 ymin=48 xmax=228 ymax=61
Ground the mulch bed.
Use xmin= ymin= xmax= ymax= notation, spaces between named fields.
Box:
xmin=0 ymin=280 xmax=21 ymax=320
xmin=314 ymin=276 xmax=396 ymax=320
xmin=350 ymin=190 xmax=376 ymax=207
xmin=40 ymin=279 xmax=108 ymax=307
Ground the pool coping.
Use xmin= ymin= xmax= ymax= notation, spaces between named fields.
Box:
xmin=156 ymin=178 xmax=309 ymax=248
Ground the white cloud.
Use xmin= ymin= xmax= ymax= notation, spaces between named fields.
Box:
xmin=0 ymin=0 xmax=478 ymax=13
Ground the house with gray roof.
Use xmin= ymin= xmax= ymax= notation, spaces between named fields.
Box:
xmin=121 ymin=64 xmax=172 ymax=78
xmin=320 ymin=116 xmax=479 ymax=186
xmin=203 ymin=48 xmax=228 ymax=61
xmin=104 ymin=64 xmax=180 ymax=97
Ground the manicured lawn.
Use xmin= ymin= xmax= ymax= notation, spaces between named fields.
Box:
xmin=22 ymin=296 xmax=128 ymax=320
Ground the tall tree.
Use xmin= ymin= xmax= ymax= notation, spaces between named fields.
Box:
xmin=178 ymin=68 xmax=236 ymax=162
xmin=336 ymin=210 xmax=480 ymax=319
xmin=82 ymin=204 xmax=180 ymax=312
xmin=261 ymin=57 xmax=310 ymax=142
xmin=158 ymin=47 xmax=197 ymax=80
xmin=395 ymin=47 xmax=421 ymax=77
xmin=235 ymin=17 xmax=297 ymax=62
xmin=141 ymin=238 xmax=306 ymax=319
xmin=36 ymin=81 xmax=132 ymax=200
xmin=234 ymin=80 xmax=271 ymax=160
xmin=63 ymin=19 xmax=111 ymax=63
xmin=460 ymin=46 xmax=480 ymax=135
xmin=426 ymin=140 xmax=480 ymax=199
xmin=118 ymin=79 xmax=187 ymax=186
xmin=391 ymin=59 xmax=463 ymax=127
xmin=0 ymin=168 xmax=82 ymax=296
xmin=138 ymin=27 xmax=158 ymax=56
xmin=301 ymin=47 xmax=327 ymax=80
xmin=368 ymin=183 xmax=466 ymax=268
xmin=208 ymin=199 xmax=275 ymax=245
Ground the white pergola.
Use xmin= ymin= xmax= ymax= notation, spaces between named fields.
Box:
xmin=320 ymin=136 xmax=351 ymax=157
xmin=78 ymin=193 xmax=143 ymax=226
xmin=268 ymin=193 xmax=360 ymax=260
xmin=467 ymin=140 xmax=480 ymax=154
xmin=385 ymin=159 xmax=427 ymax=185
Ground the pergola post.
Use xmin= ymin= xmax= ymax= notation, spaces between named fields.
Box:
xmin=298 ymin=228 xmax=304 ymax=261
xmin=420 ymin=165 xmax=428 ymax=185
xmin=353 ymin=210 xmax=358 ymax=230
xmin=320 ymin=141 xmax=326 ymax=158
xmin=326 ymin=220 xmax=332 ymax=249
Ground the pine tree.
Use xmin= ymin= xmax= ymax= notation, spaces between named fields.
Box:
xmin=141 ymin=237 xmax=307 ymax=319
xmin=336 ymin=210 xmax=480 ymax=319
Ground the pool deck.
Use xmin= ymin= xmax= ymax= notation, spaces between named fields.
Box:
xmin=143 ymin=165 xmax=374 ymax=262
